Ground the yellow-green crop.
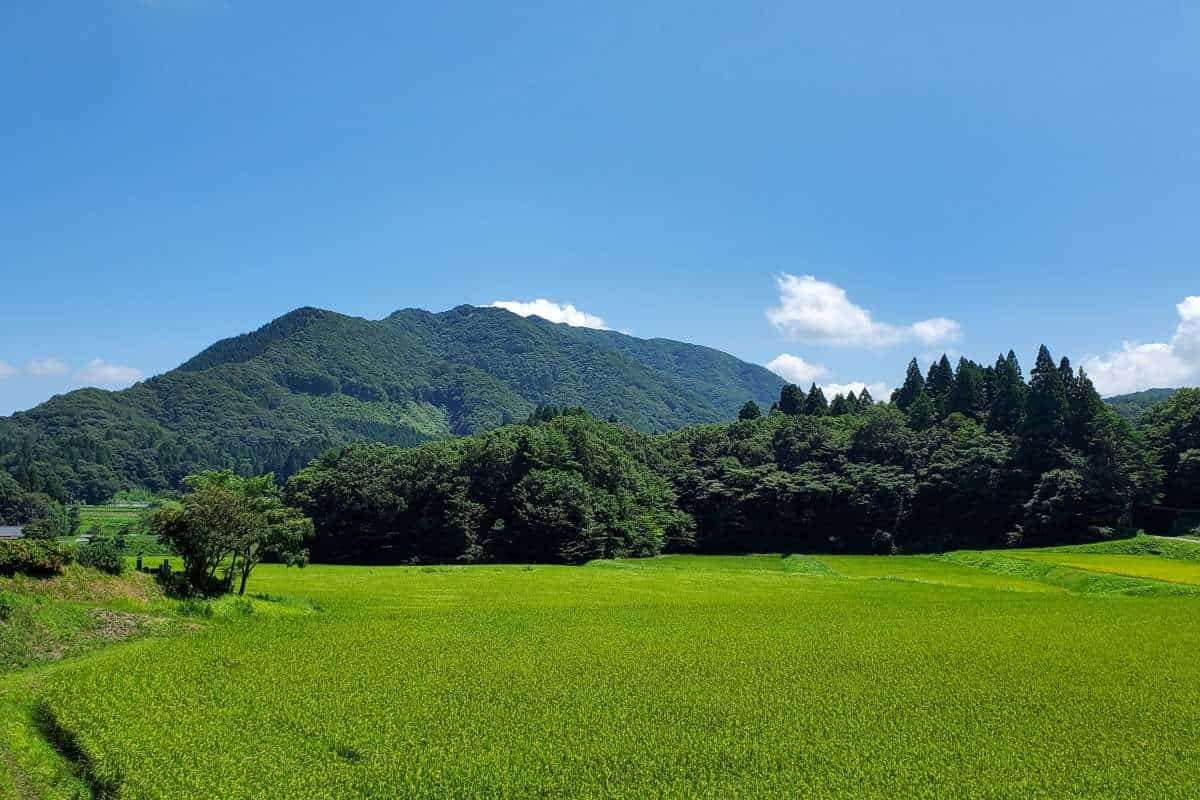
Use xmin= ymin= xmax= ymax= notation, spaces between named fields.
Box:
xmin=29 ymin=552 xmax=1200 ymax=799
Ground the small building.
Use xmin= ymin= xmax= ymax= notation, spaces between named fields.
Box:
xmin=0 ymin=526 xmax=24 ymax=540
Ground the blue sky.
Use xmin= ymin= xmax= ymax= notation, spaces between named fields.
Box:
xmin=2 ymin=0 xmax=1198 ymax=415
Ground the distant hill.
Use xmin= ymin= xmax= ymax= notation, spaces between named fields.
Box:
xmin=1104 ymin=388 xmax=1180 ymax=420
xmin=0 ymin=306 xmax=783 ymax=502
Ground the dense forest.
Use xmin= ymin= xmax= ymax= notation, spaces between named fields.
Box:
xmin=0 ymin=306 xmax=781 ymax=504
xmin=1104 ymin=388 xmax=1179 ymax=420
xmin=287 ymin=347 xmax=1200 ymax=562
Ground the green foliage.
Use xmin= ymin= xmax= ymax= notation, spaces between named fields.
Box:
xmin=988 ymin=350 xmax=1026 ymax=432
xmin=1140 ymin=388 xmax=1200 ymax=508
xmin=738 ymin=400 xmax=762 ymax=421
xmin=0 ymin=306 xmax=782 ymax=502
xmin=891 ymin=358 xmax=925 ymax=411
xmin=924 ymin=354 xmax=955 ymax=414
xmin=1104 ymin=387 xmax=1179 ymax=420
xmin=287 ymin=412 xmax=685 ymax=564
xmin=778 ymin=383 xmax=805 ymax=416
xmin=75 ymin=540 xmax=124 ymax=575
xmin=802 ymin=383 xmax=828 ymax=416
xmin=0 ymin=540 xmax=72 ymax=576
xmin=150 ymin=471 xmax=311 ymax=595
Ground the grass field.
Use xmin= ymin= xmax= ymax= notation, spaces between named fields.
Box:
xmin=74 ymin=505 xmax=146 ymax=538
xmin=0 ymin=536 xmax=1192 ymax=799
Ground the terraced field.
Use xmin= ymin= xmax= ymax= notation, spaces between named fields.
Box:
xmin=5 ymin=536 xmax=1200 ymax=799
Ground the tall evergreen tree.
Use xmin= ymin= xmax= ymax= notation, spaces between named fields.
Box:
xmin=950 ymin=357 xmax=987 ymax=419
xmin=988 ymin=351 xmax=1026 ymax=433
xmin=858 ymin=387 xmax=875 ymax=408
xmin=779 ymin=384 xmax=805 ymax=416
xmin=1066 ymin=367 xmax=1104 ymax=449
xmin=804 ymin=384 xmax=829 ymax=417
xmin=738 ymin=400 xmax=762 ymax=421
xmin=843 ymin=391 xmax=862 ymax=415
xmin=892 ymin=359 xmax=926 ymax=411
xmin=925 ymin=354 xmax=955 ymax=415
xmin=1023 ymin=345 xmax=1070 ymax=454
xmin=829 ymin=394 xmax=851 ymax=416
xmin=906 ymin=389 xmax=938 ymax=431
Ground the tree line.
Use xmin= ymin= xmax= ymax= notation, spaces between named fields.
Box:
xmin=285 ymin=347 xmax=1199 ymax=563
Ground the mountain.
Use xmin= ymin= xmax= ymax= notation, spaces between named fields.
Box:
xmin=0 ymin=305 xmax=783 ymax=502
xmin=1104 ymin=388 xmax=1180 ymax=420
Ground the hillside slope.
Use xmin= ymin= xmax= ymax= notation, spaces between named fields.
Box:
xmin=1104 ymin=387 xmax=1179 ymax=420
xmin=0 ymin=306 xmax=782 ymax=501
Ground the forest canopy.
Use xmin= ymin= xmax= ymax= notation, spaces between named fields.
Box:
xmin=286 ymin=347 xmax=1186 ymax=564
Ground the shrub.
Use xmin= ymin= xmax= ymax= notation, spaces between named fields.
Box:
xmin=76 ymin=539 xmax=125 ymax=575
xmin=0 ymin=539 xmax=72 ymax=576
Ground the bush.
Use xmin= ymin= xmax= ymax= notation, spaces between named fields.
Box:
xmin=0 ymin=539 xmax=72 ymax=576
xmin=76 ymin=539 xmax=125 ymax=575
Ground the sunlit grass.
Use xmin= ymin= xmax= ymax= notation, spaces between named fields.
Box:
xmin=30 ymin=552 xmax=1200 ymax=798
xmin=1012 ymin=552 xmax=1200 ymax=586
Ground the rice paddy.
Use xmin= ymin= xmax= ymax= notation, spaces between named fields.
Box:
xmin=5 ymin=537 xmax=1200 ymax=799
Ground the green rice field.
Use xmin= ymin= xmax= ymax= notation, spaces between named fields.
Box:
xmin=6 ymin=536 xmax=1200 ymax=799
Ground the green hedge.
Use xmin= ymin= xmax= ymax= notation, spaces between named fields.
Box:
xmin=76 ymin=539 xmax=125 ymax=575
xmin=0 ymin=539 xmax=73 ymax=576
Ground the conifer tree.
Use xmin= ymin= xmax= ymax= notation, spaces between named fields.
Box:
xmin=925 ymin=354 xmax=955 ymax=415
xmin=950 ymin=357 xmax=987 ymax=419
xmin=988 ymin=351 xmax=1026 ymax=432
xmin=844 ymin=391 xmax=862 ymax=415
xmin=1023 ymin=344 xmax=1070 ymax=451
xmin=906 ymin=389 xmax=938 ymax=431
xmin=828 ymin=394 xmax=850 ymax=416
xmin=738 ymin=400 xmax=763 ymax=421
xmin=891 ymin=359 xmax=926 ymax=411
xmin=804 ymin=383 xmax=829 ymax=417
xmin=779 ymin=384 xmax=805 ymax=416
xmin=858 ymin=387 xmax=874 ymax=408
xmin=1066 ymin=367 xmax=1104 ymax=448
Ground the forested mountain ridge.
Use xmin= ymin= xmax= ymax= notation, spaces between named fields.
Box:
xmin=1104 ymin=388 xmax=1179 ymax=420
xmin=0 ymin=306 xmax=783 ymax=503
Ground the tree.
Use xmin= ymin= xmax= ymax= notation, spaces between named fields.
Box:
xmin=1141 ymin=388 xmax=1200 ymax=507
xmin=803 ymin=384 xmax=829 ymax=417
xmin=1063 ymin=367 xmax=1104 ymax=448
xmin=925 ymin=355 xmax=955 ymax=415
xmin=857 ymin=387 xmax=875 ymax=408
xmin=892 ymin=359 xmax=926 ymax=411
xmin=949 ymin=358 xmax=988 ymax=419
xmin=1022 ymin=345 xmax=1070 ymax=459
xmin=828 ymin=394 xmax=851 ymax=416
xmin=150 ymin=470 xmax=310 ymax=595
xmin=779 ymin=384 xmax=805 ymax=416
xmin=226 ymin=473 xmax=312 ymax=596
xmin=738 ymin=400 xmax=763 ymax=421
xmin=906 ymin=389 xmax=938 ymax=431
xmin=988 ymin=351 xmax=1026 ymax=433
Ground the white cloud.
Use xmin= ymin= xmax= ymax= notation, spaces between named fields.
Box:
xmin=489 ymin=299 xmax=609 ymax=330
xmin=765 ymin=353 xmax=828 ymax=385
xmin=911 ymin=318 xmax=962 ymax=346
xmin=766 ymin=274 xmax=961 ymax=348
xmin=821 ymin=381 xmax=892 ymax=401
xmin=75 ymin=359 xmax=143 ymax=389
xmin=26 ymin=357 xmax=69 ymax=376
xmin=0 ymin=362 xmax=16 ymax=380
xmin=1083 ymin=295 xmax=1200 ymax=395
